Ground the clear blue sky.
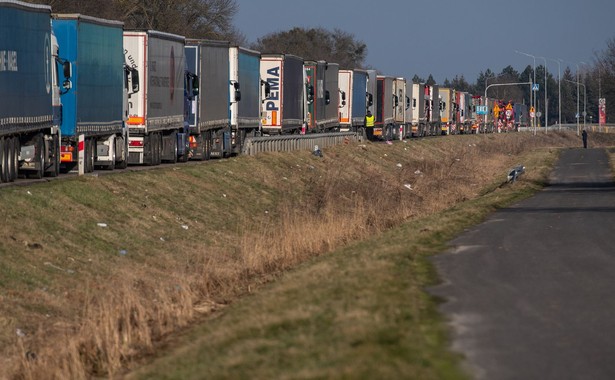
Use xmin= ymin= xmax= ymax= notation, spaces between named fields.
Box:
xmin=233 ymin=0 xmax=615 ymax=84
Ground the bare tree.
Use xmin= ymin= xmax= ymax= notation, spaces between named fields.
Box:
xmin=24 ymin=0 xmax=242 ymax=42
xmin=253 ymin=27 xmax=368 ymax=69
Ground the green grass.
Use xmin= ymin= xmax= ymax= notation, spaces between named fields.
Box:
xmin=127 ymin=147 xmax=554 ymax=380
xmin=2 ymin=131 xmax=614 ymax=379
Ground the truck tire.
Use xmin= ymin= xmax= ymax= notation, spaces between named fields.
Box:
xmin=8 ymin=136 xmax=18 ymax=182
xmin=45 ymin=134 xmax=60 ymax=178
xmin=0 ymin=137 xmax=7 ymax=183
xmin=30 ymin=134 xmax=45 ymax=179
xmin=116 ymin=138 xmax=128 ymax=169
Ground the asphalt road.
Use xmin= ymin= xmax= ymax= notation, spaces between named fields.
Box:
xmin=430 ymin=148 xmax=615 ymax=380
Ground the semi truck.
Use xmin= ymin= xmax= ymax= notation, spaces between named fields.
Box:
xmin=0 ymin=0 xmax=71 ymax=182
xmin=338 ymin=69 xmax=352 ymax=131
xmin=351 ymin=69 xmax=370 ymax=132
xmin=53 ymin=14 xmax=133 ymax=172
xmin=124 ymin=30 xmax=187 ymax=165
xmin=229 ymin=46 xmax=262 ymax=154
xmin=185 ymin=40 xmax=232 ymax=159
xmin=375 ymin=76 xmax=394 ymax=139
xmin=439 ymin=87 xmax=453 ymax=135
xmin=304 ymin=60 xmax=340 ymax=132
xmin=409 ymin=83 xmax=426 ymax=137
xmin=260 ymin=54 xmax=304 ymax=134
xmin=393 ymin=77 xmax=408 ymax=139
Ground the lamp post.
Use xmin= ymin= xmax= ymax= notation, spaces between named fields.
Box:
xmin=563 ymin=78 xmax=586 ymax=134
xmin=516 ymin=50 xmax=537 ymax=132
xmin=546 ymin=58 xmax=562 ymax=131
xmin=537 ymin=56 xmax=547 ymax=133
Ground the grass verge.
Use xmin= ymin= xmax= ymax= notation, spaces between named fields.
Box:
xmin=126 ymin=136 xmax=563 ymax=379
xmin=2 ymin=131 xmax=614 ymax=379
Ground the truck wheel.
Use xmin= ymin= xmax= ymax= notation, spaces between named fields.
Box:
xmin=116 ymin=137 xmax=128 ymax=169
xmin=204 ymin=131 xmax=212 ymax=160
xmin=8 ymin=136 xmax=18 ymax=182
xmin=45 ymin=134 xmax=60 ymax=178
xmin=30 ymin=134 xmax=45 ymax=179
xmin=0 ymin=137 xmax=6 ymax=183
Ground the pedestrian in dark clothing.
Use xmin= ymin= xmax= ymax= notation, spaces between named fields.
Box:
xmin=582 ymin=129 xmax=588 ymax=149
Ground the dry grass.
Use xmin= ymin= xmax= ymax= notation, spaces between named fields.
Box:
xmin=0 ymin=131 xmax=612 ymax=379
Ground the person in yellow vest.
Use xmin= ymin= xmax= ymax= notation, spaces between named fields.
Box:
xmin=364 ymin=110 xmax=375 ymax=141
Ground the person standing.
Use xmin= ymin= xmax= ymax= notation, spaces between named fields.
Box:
xmin=582 ymin=129 xmax=588 ymax=149
xmin=364 ymin=110 xmax=375 ymax=141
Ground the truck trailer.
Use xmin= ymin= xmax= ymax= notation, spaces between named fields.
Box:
xmin=304 ymin=60 xmax=339 ymax=132
xmin=0 ymin=0 xmax=71 ymax=182
xmin=260 ymin=54 xmax=304 ymax=134
xmin=393 ymin=77 xmax=408 ymax=139
xmin=351 ymin=69 xmax=370 ymax=131
xmin=338 ymin=69 xmax=352 ymax=131
xmin=185 ymin=40 xmax=232 ymax=159
xmin=229 ymin=46 xmax=262 ymax=154
xmin=375 ymin=76 xmax=394 ymax=139
xmin=124 ymin=30 xmax=187 ymax=165
xmin=53 ymin=14 xmax=133 ymax=172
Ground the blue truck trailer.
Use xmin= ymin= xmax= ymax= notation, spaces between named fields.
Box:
xmin=124 ymin=30 xmax=187 ymax=165
xmin=185 ymin=39 xmax=232 ymax=159
xmin=0 ymin=0 xmax=71 ymax=182
xmin=352 ymin=69 xmax=369 ymax=131
xmin=53 ymin=14 xmax=132 ymax=172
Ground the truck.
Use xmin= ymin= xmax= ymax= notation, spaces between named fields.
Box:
xmin=409 ymin=83 xmax=426 ymax=137
xmin=260 ymin=54 xmax=304 ymax=134
xmin=0 ymin=0 xmax=71 ymax=182
xmin=229 ymin=46 xmax=262 ymax=154
xmin=52 ymin=14 xmax=134 ymax=172
xmin=351 ymin=69 xmax=370 ymax=132
xmin=338 ymin=69 xmax=352 ymax=131
xmin=185 ymin=40 xmax=232 ymax=159
xmin=304 ymin=60 xmax=339 ymax=132
xmin=393 ymin=77 xmax=408 ymax=139
xmin=124 ymin=30 xmax=188 ymax=165
xmin=425 ymin=84 xmax=440 ymax=135
xmin=439 ymin=87 xmax=453 ymax=135
xmin=375 ymin=76 xmax=394 ymax=140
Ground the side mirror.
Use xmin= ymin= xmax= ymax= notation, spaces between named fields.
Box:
xmin=406 ymin=96 xmax=410 ymax=110
xmin=393 ymin=95 xmax=399 ymax=107
xmin=191 ymin=74 xmax=198 ymax=96
xmin=131 ymin=67 xmax=140 ymax=93
xmin=341 ymin=91 xmax=346 ymax=101
xmin=367 ymin=92 xmax=373 ymax=107
xmin=63 ymin=61 xmax=72 ymax=79
xmin=232 ymin=81 xmax=241 ymax=102
xmin=325 ymin=90 xmax=330 ymax=105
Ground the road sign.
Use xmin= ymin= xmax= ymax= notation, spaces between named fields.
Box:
xmin=536 ymin=112 xmax=542 ymax=118
xmin=532 ymin=84 xmax=539 ymax=91
xmin=476 ymin=105 xmax=488 ymax=115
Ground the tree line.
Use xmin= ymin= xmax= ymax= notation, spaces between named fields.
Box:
xmin=25 ymin=0 xmax=614 ymax=123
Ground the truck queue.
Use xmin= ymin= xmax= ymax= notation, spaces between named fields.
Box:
xmin=0 ymin=0 xmax=529 ymax=183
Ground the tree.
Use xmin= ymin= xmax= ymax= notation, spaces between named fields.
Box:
xmin=412 ymin=74 xmax=424 ymax=84
xmin=252 ymin=27 xmax=367 ymax=69
xmin=25 ymin=0 xmax=244 ymax=43
xmin=425 ymin=74 xmax=436 ymax=86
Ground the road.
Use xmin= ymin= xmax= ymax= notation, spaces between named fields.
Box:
xmin=430 ymin=148 xmax=615 ymax=380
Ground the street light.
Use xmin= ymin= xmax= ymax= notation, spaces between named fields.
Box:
xmin=546 ymin=57 xmax=562 ymax=131
xmin=563 ymin=78 xmax=586 ymax=134
xmin=515 ymin=50 xmax=537 ymax=133
xmin=537 ymin=56 xmax=547 ymax=133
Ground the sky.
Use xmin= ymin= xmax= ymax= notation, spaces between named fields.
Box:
xmin=233 ymin=0 xmax=615 ymax=85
